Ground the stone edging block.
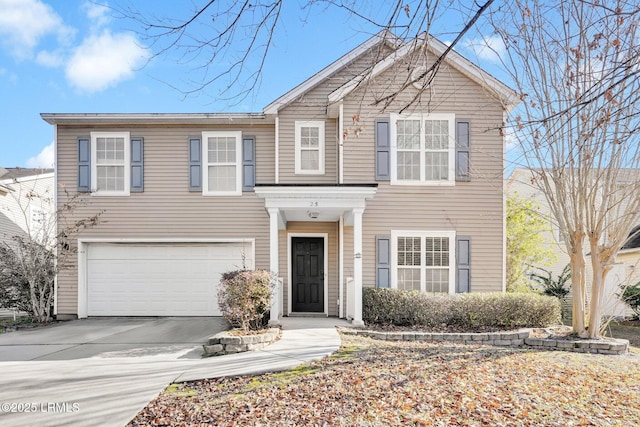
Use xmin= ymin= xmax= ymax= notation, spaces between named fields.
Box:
xmin=203 ymin=328 xmax=280 ymax=357
xmin=341 ymin=328 xmax=629 ymax=355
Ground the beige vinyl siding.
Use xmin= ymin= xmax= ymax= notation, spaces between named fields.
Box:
xmin=279 ymin=221 xmax=339 ymax=316
xmin=56 ymin=124 xmax=274 ymax=316
xmin=340 ymin=53 xmax=506 ymax=292
xmin=278 ymin=108 xmax=338 ymax=183
xmin=276 ymin=45 xmax=389 ymax=184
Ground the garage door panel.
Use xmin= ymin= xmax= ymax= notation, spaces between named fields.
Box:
xmin=86 ymin=242 xmax=252 ymax=316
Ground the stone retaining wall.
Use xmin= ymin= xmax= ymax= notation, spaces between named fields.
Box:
xmin=203 ymin=328 xmax=280 ymax=357
xmin=341 ymin=329 xmax=629 ymax=355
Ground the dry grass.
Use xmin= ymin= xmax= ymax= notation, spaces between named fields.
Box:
xmin=130 ymin=334 xmax=640 ymax=426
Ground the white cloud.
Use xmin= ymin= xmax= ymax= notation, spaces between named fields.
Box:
xmin=36 ymin=50 xmax=64 ymax=67
xmin=0 ymin=0 xmax=74 ymax=58
xmin=504 ymin=126 xmax=518 ymax=150
xmin=26 ymin=142 xmax=55 ymax=168
xmin=65 ymin=30 xmax=150 ymax=93
xmin=463 ymin=35 xmax=506 ymax=63
xmin=82 ymin=1 xmax=111 ymax=29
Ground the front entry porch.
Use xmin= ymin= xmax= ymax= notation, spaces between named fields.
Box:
xmin=255 ymin=184 xmax=378 ymax=327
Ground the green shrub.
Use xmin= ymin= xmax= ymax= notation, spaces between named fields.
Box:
xmin=217 ymin=269 xmax=274 ymax=331
xmin=363 ymin=288 xmax=561 ymax=329
xmin=618 ymin=281 xmax=640 ymax=319
xmin=530 ymin=264 xmax=571 ymax=301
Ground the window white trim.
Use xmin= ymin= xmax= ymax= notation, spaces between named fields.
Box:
xmin=390 ymin=230 xmax=456 ymax=294
xmin=390 ymin=113 xmax=455 ymax=186
xmin=90 ymin=131 xmax=130 ymax=196
xmin=295 ymin=120 xmax=325 ymax=175
xmin=202 ymin=131 xmax=243 ymax=196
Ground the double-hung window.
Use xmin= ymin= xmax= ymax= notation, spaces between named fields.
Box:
xmin=391 ymin=113 xmax=455 ymax=185
xmin=295 ymin=121 xmax=325 ymax=174
xmin=91 ymin=132 xmax=130 ymax=195
xmin=202 ymin=131 xmax=242 ymax=196
xmin=391 ymin=230 xmax=456 ymax=294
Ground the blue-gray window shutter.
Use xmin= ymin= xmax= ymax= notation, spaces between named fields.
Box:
xmin=456 ymin=236 xmax=471 ymax=293
xmin=376 ymin=236 xmax=391 ymax=288
xmin=77 ymin=137 xmax=91 ymax=192
xmin=456 ymin=119 xmax=471 ymax=181
xmin=375 ymin=119 xmax=390 ymax=181
xmin=242 ymin=136 xmax=255 ymax=191
xmin=130 ymin=137 xmax=144 ymax=192
xmin=189 ymin=137 xmax=202 ymax=191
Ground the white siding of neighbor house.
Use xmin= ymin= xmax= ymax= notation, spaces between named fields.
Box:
xmin=0 ymin=174 xmax=54 ymax=246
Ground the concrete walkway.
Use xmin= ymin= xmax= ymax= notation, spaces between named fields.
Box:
xmin=0 ymin=317 xmax=350 ymax=427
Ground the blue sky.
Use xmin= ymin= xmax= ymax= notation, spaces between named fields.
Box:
xmin=0 ymin=0 xmax=507 ymax=168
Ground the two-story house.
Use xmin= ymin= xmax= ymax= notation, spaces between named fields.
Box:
xmin=42 ymin=32 xmax=518 ymax=325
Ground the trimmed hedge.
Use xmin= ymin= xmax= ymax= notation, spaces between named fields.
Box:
xmin=363 ymin=288 xmax=561 ymax=329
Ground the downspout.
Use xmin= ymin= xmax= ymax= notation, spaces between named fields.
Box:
xmin=338 ymin=101 xmax=344 ymax=184
xmin=339 ymin=215 xmax=344 ymax=318
xmin=53 ymin=124 xmax=58 ymax=317
xmin=275 ymin=116 xmax=279 ymax=184
xmin=501 ymin=111 xmax=507 ymax=293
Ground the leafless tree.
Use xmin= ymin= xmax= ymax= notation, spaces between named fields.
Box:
xmin=495 ymin=0 xmax=640 ymax=338
xmin=0 ymin=184 xmax=102 ymax=323
xmin=117 ymin=0 xmax=495 ymax=109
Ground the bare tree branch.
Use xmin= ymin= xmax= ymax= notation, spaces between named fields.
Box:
xmin=117 ymin=1 xmax=496 ymax=108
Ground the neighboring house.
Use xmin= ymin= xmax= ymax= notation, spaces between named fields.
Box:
xmin=42 ymin=32 xmax=518 ymax=324
xmin=507 ymin=168 xmax=632 ymax=318
xmin=0 ymin=167 xmax=55 ymax=247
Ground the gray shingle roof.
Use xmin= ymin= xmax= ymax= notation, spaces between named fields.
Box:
xmin=0 ymin=167 xmax=53 ymax=180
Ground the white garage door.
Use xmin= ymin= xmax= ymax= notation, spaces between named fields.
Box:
xmin=86 ymin=242 xmax=253 ymax=316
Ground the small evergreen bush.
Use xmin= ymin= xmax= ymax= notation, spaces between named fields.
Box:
xmin=530 ymin=264 xmax=571 ymax=301
xmin=363 ymin=288 xmax=561 ymax=329
xmin=217 ymin=269 xmax=274 ymax=331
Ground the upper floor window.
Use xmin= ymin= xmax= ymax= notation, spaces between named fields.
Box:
xmin=390 ymin=113 xmax=455 ymax=186
xmin=295 ymin=120 xmax=325 ymax=175
xmin=91 ymin=132 xmax=130 ymax=196
xmin=202 ymin=131 xmax=242 ymax=196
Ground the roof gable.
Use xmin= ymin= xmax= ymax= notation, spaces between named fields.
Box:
xmin=328 ymin=34 xmax=519 ymax=111
xmin=263 ymin=31 xmax=401 ymax=115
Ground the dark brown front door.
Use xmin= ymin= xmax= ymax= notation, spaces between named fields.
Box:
xmin=291 ymin=237 xmax=324 ymax=312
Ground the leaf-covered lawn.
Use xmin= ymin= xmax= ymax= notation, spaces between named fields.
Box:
xmin=129 ymin=335 xmax=640 ymax=426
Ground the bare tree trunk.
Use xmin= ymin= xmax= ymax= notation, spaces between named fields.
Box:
xmin=570 ymin=236 xmax=587 ymax=336
xmin=588 ymin=240 xmax=611 ymax=339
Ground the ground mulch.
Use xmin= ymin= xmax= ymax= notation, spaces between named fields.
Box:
xmin=129 ymin=334 xmax=640 ymax=426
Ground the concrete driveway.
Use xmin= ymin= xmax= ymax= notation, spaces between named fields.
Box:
xmin=0 ymin=317 xmax=229 ymax=361
xmin=0 ymin=317 xmax=345 ymax=427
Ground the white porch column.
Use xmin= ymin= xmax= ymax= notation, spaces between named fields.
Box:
xmin=268 ymin=208 xmax=281 ymax=326
xmin=352 ymin=208 xmax=364 ymax=327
